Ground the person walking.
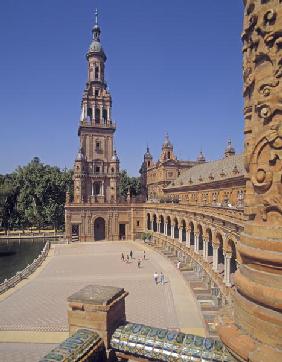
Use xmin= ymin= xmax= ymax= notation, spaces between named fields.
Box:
xmin=177 ymin=260 xmax=181 ymax=269
xmin=160 ymin=272 xmax=165 ymax=285
xmin=126 ymin=254 xmax=130 ymax=263
xmin=137 ymin=258 xmax=141 ymax=268
xmin=121 ymin=253 xmax=125 ymax=262
xmin=143 ymin=250 xmax=146 ymax=260
xmin=130 ymin=250 xmax=133 ymax=259
xmin=153 ymin=272 xmax=158 ymax=285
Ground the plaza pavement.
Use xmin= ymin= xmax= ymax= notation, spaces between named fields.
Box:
xmin=0 ymin=240 xmax=205 ymax=361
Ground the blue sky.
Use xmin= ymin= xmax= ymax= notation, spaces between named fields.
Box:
xmin=0 ymin=0 xmax=244 ymax=176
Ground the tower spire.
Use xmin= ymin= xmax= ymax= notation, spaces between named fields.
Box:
xmin=92 ymin=8 xmax=101 ymax=41
xmin=95 ymin=8 xmax=98 ymax=26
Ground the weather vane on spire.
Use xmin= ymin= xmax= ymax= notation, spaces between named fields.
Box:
xmin=95 ymin=8 xmax=99 ymax=25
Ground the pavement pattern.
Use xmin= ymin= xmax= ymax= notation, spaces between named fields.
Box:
xmin=0 ymin=240 xmax=204 ymax=361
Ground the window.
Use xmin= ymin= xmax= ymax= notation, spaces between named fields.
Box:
xmin=168 ymin=151 xmax=171 ymax=159
xmin=111 ymin=167 xmax=115 ymax=173
xmin=95 ymin=66 xmax=99 ymax=80
xmin=96 ymin=141 xmax=100 ymax=150
xmin=137 ymin=220 xmax=140 ymax=227
xmin=95 ymin=166 xmax=100 ymax=173
xmin=95 ymin=89 xmax=99 ymax=97
xmin=148 ymin=161 xmax=150 ymax=167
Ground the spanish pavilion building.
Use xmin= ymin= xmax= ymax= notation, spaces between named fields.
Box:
xmin=65 ymin=3 xmax=282 ymax=360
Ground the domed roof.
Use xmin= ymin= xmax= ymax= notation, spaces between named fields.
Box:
xmin=112 ymin=149 xmax=119 ymax=162
xmin=162 ymin=133 xmax=173 ymax=149
xmin=144 ymin=146 xmax=152 ymax=159
xmin=89 ymin=40 xmax=103 ymax=53
xmin=224 ymin=139 xmax=235 ymax=157
xmin=87 ymin=10 xmax=106 ymax=59
xmin=76 ymin=148 xmax=85 ymax=161
xmin=197 ymin=151 xmax=206 ymax=163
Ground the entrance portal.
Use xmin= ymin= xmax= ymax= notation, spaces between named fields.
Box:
xmin=119 ymin=224 xmax=126 ymax=240
xmin=71 ymin=224 xmax=80 ymax=242
xmin=94 ymin=217 xmax=105 ymax=241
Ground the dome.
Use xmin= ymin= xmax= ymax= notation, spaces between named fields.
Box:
xmin=224 ymin=139 xmax=235 ymax=157
xmin=112 ymin=150 xmax=119 ymax=162
xmin=76 ymin=148 xmax=85 ymax=161
xmin=197 ymin=151 xmax=206 ymax=163
xmin=144 ymin=146 xmax=152 ymax=159
xmin=162 ymin=133 xmax=173 ymax=148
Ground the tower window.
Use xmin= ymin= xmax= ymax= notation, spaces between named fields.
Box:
xmin=168 ymin=151 xmax=171 ymax=159
xmin=95 ymin=108 xmax=100 ymax=123
xmin=103 ymin=109 xmax=107 ymax=123
xmin=95 ymin=166 xmax=100 ymax=173
xmin=148 ymin=161 xmax=151 ymax=167
xmin=137 ymin=220 xmax=140 ymax=227
xmin=95 ymin=89 xmax=99 ymax=97
xmin=111 ymin=167 xmax=115 ymax=173
xmin=96 ymin=141 xmax=101 ymax=150
xmin=95 ymin=66 xmax=99 ymax=80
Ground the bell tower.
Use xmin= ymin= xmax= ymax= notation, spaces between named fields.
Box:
xmin=74 ymin=10 xmax=119 ymax=204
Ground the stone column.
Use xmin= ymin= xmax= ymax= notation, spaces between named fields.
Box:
xmin=179 ymin=227 xmax=183 ymax=243
xmin=203 ymin=239 xmax=208 ymax=261
xmin=157 ymin=222 xmax=160 ymax=233
xmin=218 ymin=2 xmax=282 ymax=360
xmin=151 ymin=221 xmax=154 ymax=231
xmin=212 ymin=245 xmax=218 ymax=272
xmin=91 ymin=181 xmax=94 ymax=196
xmin=171 ymin=225 xmax=175 ymax=239
xmin=224 ymin=253 xmax=232 ymax=287
xmin=194 ymin=232 xmax=199 ymax=253
xmin=164 ymin=222 xmax=167 ymax=236
xmin=186 ymin=228 xmax=191 ymax=248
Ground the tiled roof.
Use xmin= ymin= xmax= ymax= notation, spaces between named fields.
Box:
xmin=166 ymin=154 xmax=245 ymax=189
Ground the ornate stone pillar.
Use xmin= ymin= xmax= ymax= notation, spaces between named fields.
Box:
xmin=157 ymin=222 xmax=160 ymax=233
xmin=224 ymin=253 xmax=232 ymax=287
xmin=219 ymin=2 xmax=282 ymax=360
xmin=203 ymin=239 xmax=209 ymax=261
xmin=151 ymin=221 xmax=154 ymax=231
xmin=164 ymin=222 xmax=168 ymax=236
xmin=212 ymin=244 xmax=219 ymax=272
xmin=179 ymin=227 xmax=183 ymax=243
xmin=194 ymin=232 xmax=199 ymax=253
xmin=186 ymin=227 xmax=190 ymax=248
xmin=171 ymin=225 xmax=175 ymax=239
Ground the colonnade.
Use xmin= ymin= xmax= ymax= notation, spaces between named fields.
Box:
xmin=146 ymin=212 xmax=237 ymax=288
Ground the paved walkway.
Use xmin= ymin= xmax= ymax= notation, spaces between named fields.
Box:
xmin=0 ymin=240 xmax=204 ymax=361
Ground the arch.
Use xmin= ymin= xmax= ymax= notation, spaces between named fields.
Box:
xmin=197 ymin=224 xmax=204 ymax=251
xmin=181 ymin=219 xmax=186 ymax=242
xmin=189 ymin=221 xmax=195 ymax=246
xmin=173 ymin=217 xmax=179 ymax=239
xmin=153 ymin=214 xmax=157 ymax=232
xmin=147 ymin=213 xmax=151 ymax=230
xmin=206 ymin=227 xmax=213 ymax=257
xmin=228 ymin=239 xmax=237 ymax=275
xmin=215 ymin=232 xmax=225 ymax=270
xmin=159 ymin=215 xmax=165 ymax=234
xmin=167 ymin=216 xmax=171 ymax=237
xmin=94 ymin=217 xmax=105 ymax=241
xmin=95 ymin=107 xmax=101 ymax=123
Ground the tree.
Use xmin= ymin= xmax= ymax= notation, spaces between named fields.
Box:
xmin=119 ymin=170 xmax=142 ymax=199
xmin=0 ymin=158 xmax=73 ymax=231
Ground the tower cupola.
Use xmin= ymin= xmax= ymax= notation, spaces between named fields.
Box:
xmin=224 ymin=139 xmax=236 ymax=158
xmin=197 ymin=150 xmax=206 ymax=163
xmin=88 ymin=9 xmax=106 ymax=60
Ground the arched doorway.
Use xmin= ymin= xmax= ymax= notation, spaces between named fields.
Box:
xmin=94 ymin=217 xmax=105 ymax=241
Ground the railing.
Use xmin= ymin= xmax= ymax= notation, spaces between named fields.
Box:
xmin=0 ymin=231 xmax=64 ymax=240
xmin=0 ymin=241 xmax=50 ymax=295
